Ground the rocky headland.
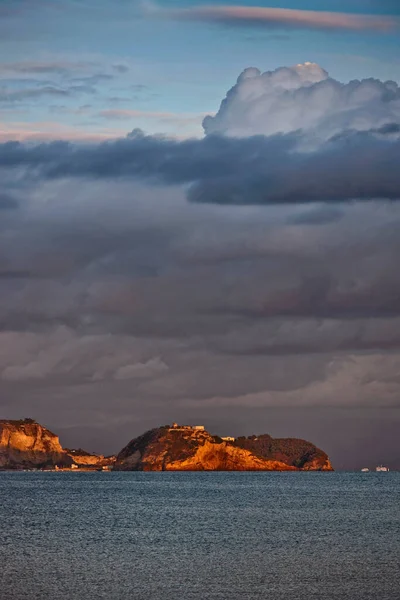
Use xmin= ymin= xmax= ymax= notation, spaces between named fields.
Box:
xmin=0 ymin=419 xmax=115 ymax=470
xmin=0 ymin=419 xmax=70 ymax=469
xmin=114 ymin=424 xmax=333 ymax=471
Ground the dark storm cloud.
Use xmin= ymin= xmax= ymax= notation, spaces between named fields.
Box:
xmin=286 ymin=206 xmax=344 ymax=225
xmin=0 ymin=179 xmax=399 ymax=347
xmin=370 ymin=123 xmax=400 ymax=136
xmin=0 ymin=128 xmax=399 ymax=204
xmin=186 ymin=131 xmax=400 ymax=204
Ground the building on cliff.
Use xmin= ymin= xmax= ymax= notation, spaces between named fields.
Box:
xmin=170 ymin=423 xmax=205 ymax=431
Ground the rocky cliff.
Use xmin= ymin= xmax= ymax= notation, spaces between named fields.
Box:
xmin=65 ymin=448 xmax=116 ymax=468
xmin=0 ymin=419 xmax=115 ymax=470
xmin=114 ymin=426 xmax=333 ymax=471
xmin=0 ymin=419 xmax=70 ymax=469
xmin=234 ymin=434 xmax=333 ymax=471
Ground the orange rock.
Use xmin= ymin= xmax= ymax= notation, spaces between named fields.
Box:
xmin=115 ymin=426 xmax=333 ymax=471
xmin=0 ymin=418 xmax=67 ymax=469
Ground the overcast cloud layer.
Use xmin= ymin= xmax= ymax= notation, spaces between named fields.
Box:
xmin=1 ymin=62 xmax=400 ymax=469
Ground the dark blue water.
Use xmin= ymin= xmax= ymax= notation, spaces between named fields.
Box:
xmin=0 ymin=472 xmax=399 ymax=600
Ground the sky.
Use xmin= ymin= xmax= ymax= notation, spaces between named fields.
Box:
xmin=0 ymin=0 xmax=400 ymax=469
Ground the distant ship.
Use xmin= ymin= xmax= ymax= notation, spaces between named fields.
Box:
xmin=376 ymin=465 xmax=389 ymax=472
xmin=361 ymin=468 xmax=369 ymax=472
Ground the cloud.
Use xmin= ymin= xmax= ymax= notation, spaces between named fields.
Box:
xmin=1 ymin=63 xmax=398 ymax=205
xmin=1 ymin=126 xmax=399 ymax=205
xmin=0 ymin=174 xmax=399 ymax=464
xmin=71 ymin=74 xmax=113 ymax=87
xmin=188 ymin=129 xmax=400 ymax=205
xmin=181 ymin=353 xmax=400 ymax=410
xmin=286 ymin=206 xmax=344 ymax=226
xmin=0 ymin=193 xmax=19 ymax=210
xmin=1 ymin=176 xmax=399 ymax=337
xmin=153 ymin=4 xmax=398 ymax=33
xmin=0 ymin=86 xmax=70 ymax=103
xmin=0 ymin=80 xmax=98 ymax=107
xmin=113 ymin=64 xmax=130 ymax=74
xmin=203 ymin=62 xmax=400 ymax=138
xmin=0 ymin=59 xmax=136 ymax=113
xmin=99 ymin=109 xmax=210 ymax=126
xmin=113 ymin=357 xmax=169 ymax=380
xmin=0 ymin=121 xmax=126 ymax=142
xmin=0 ymin=61 xmax=93 ymax=76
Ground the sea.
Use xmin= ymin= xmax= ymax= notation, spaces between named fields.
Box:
xmin=0 ymin=472 xmax=399 ymax=600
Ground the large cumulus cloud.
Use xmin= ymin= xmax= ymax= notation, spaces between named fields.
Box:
xmin=203 ymin=62 xmax=400 ymax=138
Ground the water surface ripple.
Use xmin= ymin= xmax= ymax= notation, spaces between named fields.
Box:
xmin=0 ymin=472 xmax=399 ymax=599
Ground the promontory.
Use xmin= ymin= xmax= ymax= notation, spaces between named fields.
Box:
xmin=0 ymin=419 xmax=115 ymax=470
xmin=114 ymin=423 xmax=333 ymax=471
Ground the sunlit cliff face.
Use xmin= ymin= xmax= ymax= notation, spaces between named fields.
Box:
xmin=0 ymin=419 xmax=65 ymax=468
xmin=114 ymin=425 xmax=333 ymax=471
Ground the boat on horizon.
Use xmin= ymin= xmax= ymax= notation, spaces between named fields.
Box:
xmin=361 ymin=468 xmax=369 ymax=472
xmin=376 ymin=465 xmax=389 ymax=472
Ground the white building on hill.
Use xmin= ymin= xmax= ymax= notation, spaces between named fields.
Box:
xmin=170 ymin=423 xmax=205 ymax=431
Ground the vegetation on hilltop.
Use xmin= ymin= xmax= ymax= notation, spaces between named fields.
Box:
xmin=234 ymin=434 xmax=329 ymax=468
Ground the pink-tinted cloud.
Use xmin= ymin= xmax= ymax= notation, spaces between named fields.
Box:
xmin=0 ymin=119 xmax=203 ymax=142
xmin=160 ymin=5 xmax=398 ymax=33
xmin=99 ymin=109 xmax=212 ymax=125
xmin=0 ymin=121 xmax=125 ymax=142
